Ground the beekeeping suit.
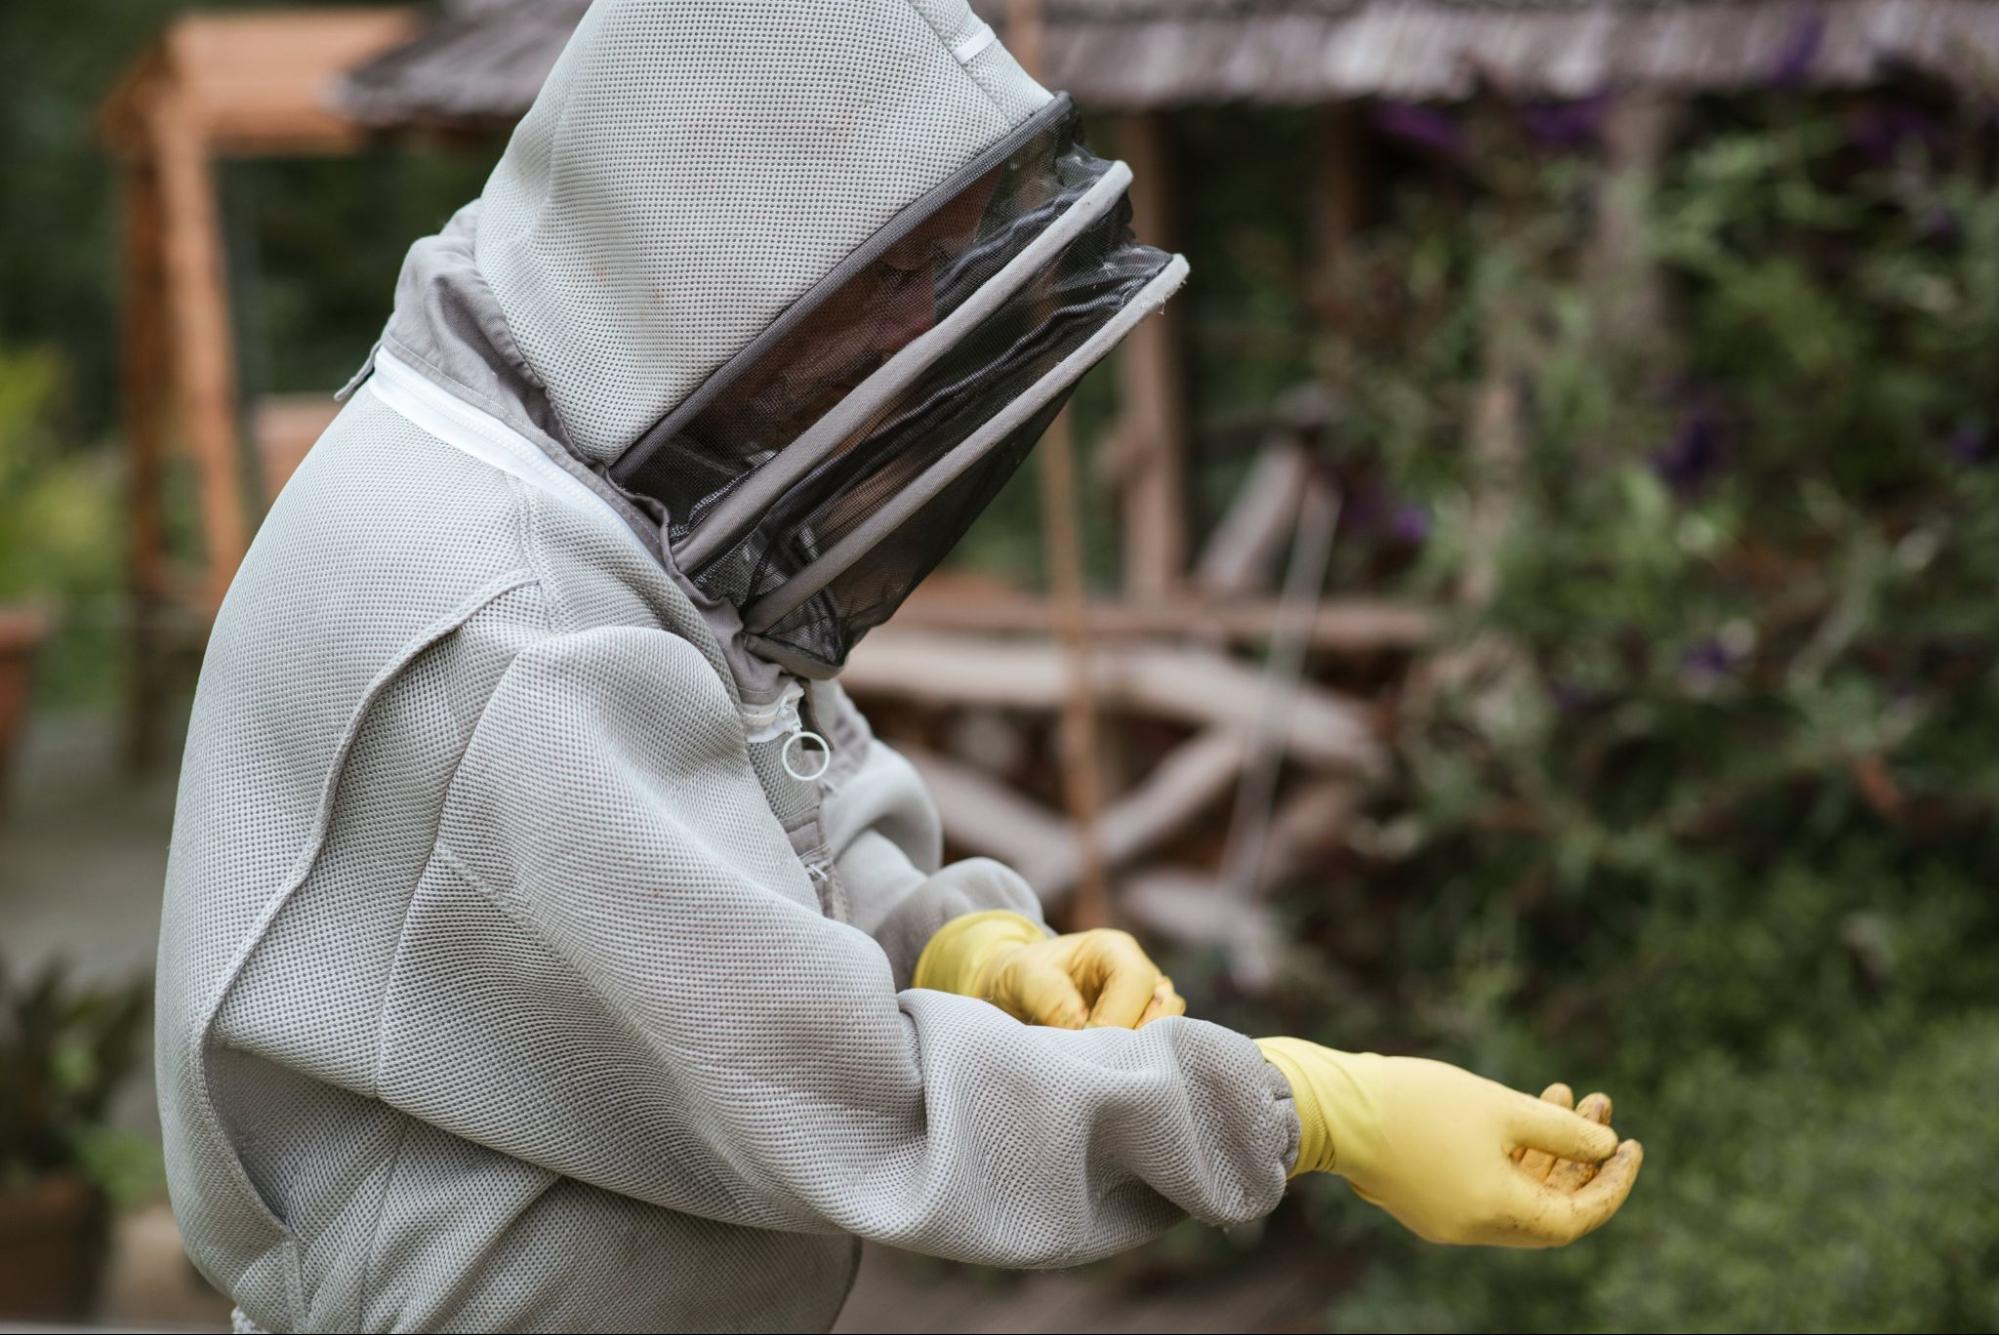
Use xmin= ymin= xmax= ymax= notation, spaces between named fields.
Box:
xmin=158 ymin=2 xmax=1648 ymax=1328
xmin=155 ymin=4 xmax=1295 ymax=1331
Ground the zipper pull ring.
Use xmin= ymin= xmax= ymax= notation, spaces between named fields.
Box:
xmin=777 ymin=691 xmax=832 ymax=783
xmin=782 ymin=727 xmax=831 ymax=782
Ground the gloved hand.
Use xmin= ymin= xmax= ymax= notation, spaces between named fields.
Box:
xmin=914 ymin=910 xmax=1186 ymax=1029
xmin=1255 ymin=1037 xmax=1643 ymax=1248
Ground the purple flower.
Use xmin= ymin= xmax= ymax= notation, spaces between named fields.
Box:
xmin=1770 ymin=9 xmax=1826 ymax=88
xmin=1548 ymin=679 xmax=1602 ymax=714
xmin=1682 ymin=638 xmax=1733 ymax=678
xmin=1678 ymin=640 xmax=1741 ymax=697
xmin=1653 ymin=407 xmax=1725 ymax=495
xmin=1521 ymin=94 xmax=1611 ymax=151
xmin=1391 ymin=502 xmax=1433 ymax=545
xmin=1918 ymin=203 xmax=1961 ymax=244
xmin=1847 ymin=100 xmax=1946 ymax=164
xmin=1946 ymin=421 xmax=1993 ymax=466
xmin=1344 ymin=483 xmax=1433 ymax=547
xmin=1373 ymin=102 xmax=1467 ymax=162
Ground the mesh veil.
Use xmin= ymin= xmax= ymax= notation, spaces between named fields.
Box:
xmin=612 ymin=98 xmax=1180 ymax=673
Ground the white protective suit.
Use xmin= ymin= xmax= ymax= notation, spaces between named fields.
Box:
xmin=156 ymin=3 xmax=1298 ymax=1330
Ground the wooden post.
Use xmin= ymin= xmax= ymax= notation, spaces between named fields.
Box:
xmin=1221 ymin=477 xmax=1341 ymax=988
xmin=1004 ymin=0 xmax=1045 ymax=83
xmin=1037 ymin=412 xmax=1113 ymax=926
xmin=1587 ymin=92 xmax=1676 ymax=353
xmin=122 ymin=156 xmax=172 ymax=769
xmin=1308 ymin=102 xmax=1367 ymax=328
xmin=151 ymin=88 xmax=248 ymax=612
xmin=1115 ymin=113 xmax=1188 ymax=599
xmin=1008 ymin=0 xmax=1112 ymax=926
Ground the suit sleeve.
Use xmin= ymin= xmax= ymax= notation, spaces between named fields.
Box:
xmin=811 ymin=680 xmax=1049 ymax=986
xmin=386 ymin=625 xmax=1296 ymax=1268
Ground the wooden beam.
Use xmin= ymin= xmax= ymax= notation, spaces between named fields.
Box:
xmin=152 ymin=88 xmax=248 ymax=610
xmin=102 ymin=10 xmax=418 ymax=161
xmin=899 ymin=743 xmax=1072 ymax=872
xmin=1006 ymin=0 xmax=1110 ymax=926
xmin=122 ymin=157 xmax=171 ymax=770
xmin=1193 ymin=438 xmax=1312 ymax=596
xmin=1031 ymin=726 xmax=1247 ymax=898
xmin=1263 ymin=777 xmax=1358 ymax=882
xmin=1121 ymin=868 xmax=1266 ymax=947
xmin=1215 ymin=477 xmax=1341 ymax=987
xmin=1118 ymin=778 xmax=1356 ymax=948
xmin=1461 ymin=307 xmax=1527 ymax=609
xmin=844 ymin=630 xmax=1383 ymax=774
xmin=905 ymin=729 xmax=1252 ymax=905
xmin=169 ymin=9 xmax=419 ymax=157
xmin=1308 ymin=102 xmax=1368 ymax=327
xmin=1034 ymin=409 xmax=1113 ymax=925
xmin=1003 ymin=0 xmax=1046 ymax=83
xmin=896 ymin=583 xmax=1437 ymax=652
xmin=1114 ymin=112 xmax=1189 ymax=598
xmin=1587 ymin=92 xmax=1677 ymax=352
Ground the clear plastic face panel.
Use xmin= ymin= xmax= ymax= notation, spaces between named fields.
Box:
xmin=617 ymin=102 xmax=1173 ymax=671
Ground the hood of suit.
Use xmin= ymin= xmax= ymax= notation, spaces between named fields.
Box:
xmin=473 ymin=0 xmax=1186 ymax=677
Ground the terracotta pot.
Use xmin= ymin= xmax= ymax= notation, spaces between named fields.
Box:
xmin=0 ymin=1173 xmax=109 ymax=1320
xmin=0 ymin=607 xmax=45 ymax=801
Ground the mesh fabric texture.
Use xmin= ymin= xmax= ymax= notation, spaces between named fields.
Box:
xmin=158 ymin=372 xmax=1292 ymax=1335
xmin=476 ymin=0 xmax=1052 ymax=463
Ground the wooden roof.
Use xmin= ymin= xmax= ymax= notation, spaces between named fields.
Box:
xmin=995 ymin=0 xmax=1999 ymax=104
xmin=335 ymin=0 xmax=1999 ymax=126
xmin=102 ymin=7 xmax=418 ymax=157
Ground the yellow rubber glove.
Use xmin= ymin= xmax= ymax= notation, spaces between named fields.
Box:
xmin=1255 ymin=1037 xmax=1643 ymax=1248
xmin=914 ymin=910 xmax=1186 ymax=1028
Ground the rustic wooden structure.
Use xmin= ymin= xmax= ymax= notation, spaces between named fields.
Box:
xmin=101 ymin=8 xmax=419 ymax=762
xmin=336 ymin=0 xmax=1999 ymax=123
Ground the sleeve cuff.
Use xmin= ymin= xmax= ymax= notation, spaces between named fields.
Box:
xmin=875 ymin=859 xmax=1046 ymax=990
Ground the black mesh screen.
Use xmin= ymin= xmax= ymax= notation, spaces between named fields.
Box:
xmin=751 ymin=394 xmax=1072 ymax=671
xmin=620 ymin=103 xmax=1113 ymax=546
xmin=697 ymin=199 xmax=1171 ymax=669
xmin=613 ymin=99 xmax=1178 ymax=673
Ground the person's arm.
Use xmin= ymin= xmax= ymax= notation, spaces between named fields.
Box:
xmin=812 ymin=680 xmax=1183 ymax=1026
xmin=379 ymin=625 xmax=1293 ymax=1266
xmin=809 ymin=682 xmax=1042 ymax=985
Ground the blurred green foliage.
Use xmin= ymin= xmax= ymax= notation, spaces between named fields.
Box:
xmin=1194 ymin=88 xmax=1999 ymax=1331
xmin=223 ymin=147 xmax=501 ymax=396
xmin=0 ymin=347 xmax=126 ymax=706
xmin=0 ymin=957 xmax=151 ymax=1197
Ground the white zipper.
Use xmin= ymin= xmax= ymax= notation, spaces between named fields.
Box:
xmin=370 ymin=349 xmax=837 ymax=784
xmin=365 ymin=346 xmax=656 ymax=567
xmin=741 ymin=679 xmax=831 ymax=782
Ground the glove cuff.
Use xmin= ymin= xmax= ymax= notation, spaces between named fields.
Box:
xmin=1254 ymin=1037 xmax=1383 ymax=1181
xmin=913 ymin=909 xmax=1049 ymax=997
xmin=1254 ymin=1038 xmax=1335 ymax=1178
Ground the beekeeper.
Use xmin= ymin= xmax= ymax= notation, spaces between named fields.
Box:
xmin=155 ymin=2 xmax=1642 ymax=1331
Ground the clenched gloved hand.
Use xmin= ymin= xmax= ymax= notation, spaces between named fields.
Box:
xmin=914 ymin=910 xmax=1186 ymax=1029
xmin=1255 ymin=1037 xmax=1643 ymax=1248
